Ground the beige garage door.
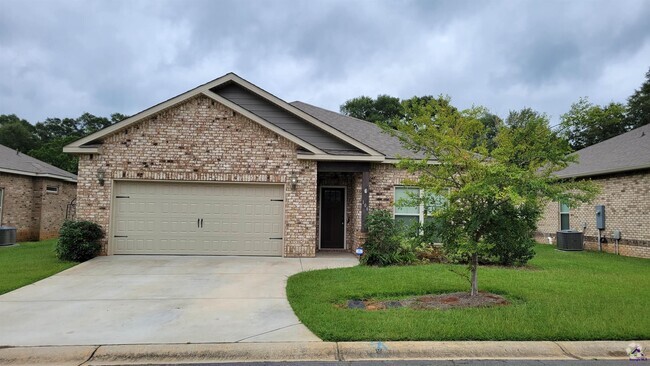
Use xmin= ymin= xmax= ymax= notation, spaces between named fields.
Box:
xmin=112 ymin=181 xmax=284 ymax=256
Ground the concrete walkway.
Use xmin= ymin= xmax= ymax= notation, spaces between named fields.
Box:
xmin=0 ymin=254 xmax=358 ymax=346
xmin=0 ymin=340 xmax=646 ymax=365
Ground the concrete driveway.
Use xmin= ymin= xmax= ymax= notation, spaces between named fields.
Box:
xmin=0 ymin=254 xmax=357 ymax=346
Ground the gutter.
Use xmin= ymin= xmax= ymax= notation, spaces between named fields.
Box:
xmin=0 ymin=167 xmax=77 ymax=183
xmin=556 ymin=163 xmax=650 ymax=179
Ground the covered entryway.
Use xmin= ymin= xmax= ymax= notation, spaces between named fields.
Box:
xmin=111 ymin=181 xmax=284 ymax=256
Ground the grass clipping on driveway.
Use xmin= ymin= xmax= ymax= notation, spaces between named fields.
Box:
xmin=0 ymin=239 xmax=76 ymax=295
xmin=287 ymin=245 xmax=650 ymax=341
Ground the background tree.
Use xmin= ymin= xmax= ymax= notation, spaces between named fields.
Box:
xmin=625 ymin=67 xmax=650 ymax=129
xmin=559 ymin=97 xmax=628 ymax=150
xmin=0 ymin=112 xmax=127 ymax=174
xmin=389 ymin=99 xmax=598 ymax=296
xmin=340 ymin=94 xmax=403 ymax=127
xmin=0 ymin=115 xmax=38 ymax=152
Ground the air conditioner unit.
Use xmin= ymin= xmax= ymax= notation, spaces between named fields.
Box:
xmin=556 ymin=230 xmax=584 ymax=251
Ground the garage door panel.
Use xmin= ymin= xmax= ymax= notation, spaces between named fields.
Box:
xmin=112 ymin=181 xmax=284 ymax=256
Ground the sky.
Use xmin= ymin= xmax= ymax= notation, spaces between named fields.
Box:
xmin=1 ymin=0 xmax=649 ymax=127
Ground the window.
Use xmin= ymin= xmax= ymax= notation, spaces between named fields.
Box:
xmin=560 ymin=202 xmax=570 ymax=230
xmin=394 ymin=187 xmax=421 ymax=226
xmin=394 ymin=187 xmax=446 ymax=225
xmin=46 ymin=185 xmax=59 ymax=194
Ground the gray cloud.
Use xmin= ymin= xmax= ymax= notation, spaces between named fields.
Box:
xmin=0 ymin=0 xmax=649 ymax=126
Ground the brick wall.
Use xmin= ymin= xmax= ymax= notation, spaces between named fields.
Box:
xmin=369 ymin=163 xmax=419 ymax=212
xmin=536 ymin=169 xmax=650 ymax=259
xmin=0 ymin=172 xmax=76 ymax=241
xmin=39 ymin=179 xmax=77 ymax=240
xmin=76 ymin=95 xmax=317 ymax=257
xmin=0 ymin=172 xmax=36 ymax=241
xmin=345 ymin=163 xmax=417 ymax=249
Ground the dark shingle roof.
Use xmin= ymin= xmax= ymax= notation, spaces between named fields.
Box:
xmin=213 ymin=83 xmax=366 ymax=155
xmin=0 ymin=144 xmax=77 ymax=182
xmin=556 ymin=123 xmax=650 ymax=178
xmin=290 ymin=101 xmax=426 ymax=160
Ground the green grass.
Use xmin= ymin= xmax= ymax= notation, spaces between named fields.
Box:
xmin=287 ymin=245 xmax=650 ymax=341
xmin=0 ymin=239 xmax=77 ymax=295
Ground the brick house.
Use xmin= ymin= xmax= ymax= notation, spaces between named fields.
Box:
xmin=536 ymin=123 xmax=650 ymax=258
xmin=64 ymin=73 xmax=427 ymax=257
xmin=0 ymin=144 xmax=77 ymax=242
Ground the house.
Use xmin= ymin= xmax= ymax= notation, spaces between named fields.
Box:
xmin=64 ymin=73 xmax=426 ymax=257
xmin=0 ymin=144 xmax=77 ymax=241
xmin=536 ymin=123 xmax=650 ymax=258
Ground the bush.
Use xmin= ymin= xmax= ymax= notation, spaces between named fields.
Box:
xmin=56 ymin=220 xmax=104 ymax=262
xmin=441 ymin=202 xmax=538 ymax=266
xmin=482 ymin=202 xmax=538 ymax=266
xmin=360 ymin=210 xmax=405 ymax=266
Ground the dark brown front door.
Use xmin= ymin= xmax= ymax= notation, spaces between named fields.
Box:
xmin=320 ymin=187 xmax=345 ymax=249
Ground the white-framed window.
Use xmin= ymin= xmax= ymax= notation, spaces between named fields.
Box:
xmin=393 ymin=186 xmax=446 ymax=226
xmin=559 ymin=202 xmax=570 ymax=230
xmin=394 ymin=186 xmax=421 ymax=226
xmin=46 ymin=185 xmax=59 ymax=194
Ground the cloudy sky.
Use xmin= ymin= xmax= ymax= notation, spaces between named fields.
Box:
xmin=1 ymin=0 xmax=649 ymax=126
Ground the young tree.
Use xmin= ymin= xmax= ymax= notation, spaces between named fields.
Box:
xmin=388 ymin=98 xmax=598 ymax=296
xmin=560 ymin=97 xmax=629 ymax=150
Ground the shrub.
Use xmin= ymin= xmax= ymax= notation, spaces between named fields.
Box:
xmin=441 ymin=202 xmax=538 ymax=266
xmin=360 ymin=210 xmax=403 ymax=266
xmin=56 ymin=220 xmax=104 ymax=262
xmin=414 ymin=243 xmax=446 ymax=263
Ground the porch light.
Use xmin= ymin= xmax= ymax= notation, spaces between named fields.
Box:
xmin=289 ymin=173 xmax=298 ymax=190
xmin=97 ymin=167 xmax=106 ymax=186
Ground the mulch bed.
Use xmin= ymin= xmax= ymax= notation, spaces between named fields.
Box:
xmin=346 ymin=292 xmax=509 ymax=310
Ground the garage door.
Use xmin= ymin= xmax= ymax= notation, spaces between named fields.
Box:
xmin=111 ymin=181 xmax=284 ymax=256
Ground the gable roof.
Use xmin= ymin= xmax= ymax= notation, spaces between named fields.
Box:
xmin=0 ymin=144 xmax=77 ymax=182
xmin=290 ymin=101 xmax=426 ymax=160
xmin=64 ymin=73 xmax=385 ymax=161
xmin=556 ymin=123 xmax=650 ymax=178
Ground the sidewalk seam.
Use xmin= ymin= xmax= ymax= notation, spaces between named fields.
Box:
xmin=553 ymin=341 xmax=582 ymax=360
xmin=233 ymin=323 xmax=303 ymax=342
xmin=335 ymin=342 xmax=342 ymax=361
xmin=79 ymin=345 xmax=100 ymax=366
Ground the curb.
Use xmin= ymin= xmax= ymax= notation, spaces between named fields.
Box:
xmin=0 ymin=340 xmax=645 ymax=365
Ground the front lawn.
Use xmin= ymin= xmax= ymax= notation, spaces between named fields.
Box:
xmin=0 ymin=239 xmax=76 ymax=295
xmin=287 ymin=245 xmax=650 ymax=341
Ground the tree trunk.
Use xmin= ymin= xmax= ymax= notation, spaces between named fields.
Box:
xmin=470 ymin=252 xmax=479 ymax=296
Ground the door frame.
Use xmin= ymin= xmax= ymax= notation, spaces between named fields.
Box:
xmin=318 ymin=185 xmax=347 ymax=250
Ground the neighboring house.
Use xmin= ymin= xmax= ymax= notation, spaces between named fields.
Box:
xmin=0 ymin=144 xmax=77 ymax=242
xmin=536 ymin=123 xmax=650 ymax=258
xmin=64 ymin=73 xmax=426 ymax=257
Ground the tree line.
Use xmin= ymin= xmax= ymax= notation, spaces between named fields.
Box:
xmin=341 ymin=67 xmax=650 ymax=151
xmin=0 ymin=113 xmax=127 ymax=174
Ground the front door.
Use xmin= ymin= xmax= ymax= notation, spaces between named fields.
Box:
xmin=320 ymin=187 xmax=345 ymax=249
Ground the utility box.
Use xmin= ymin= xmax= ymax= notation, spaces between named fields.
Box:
xmin=556 ymin=230 xmax=584 ymax=251
xmin=612 ymin=230 xmax=621 ymax=240
xmin=595 ymin=205 xmax=606 ymax=230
